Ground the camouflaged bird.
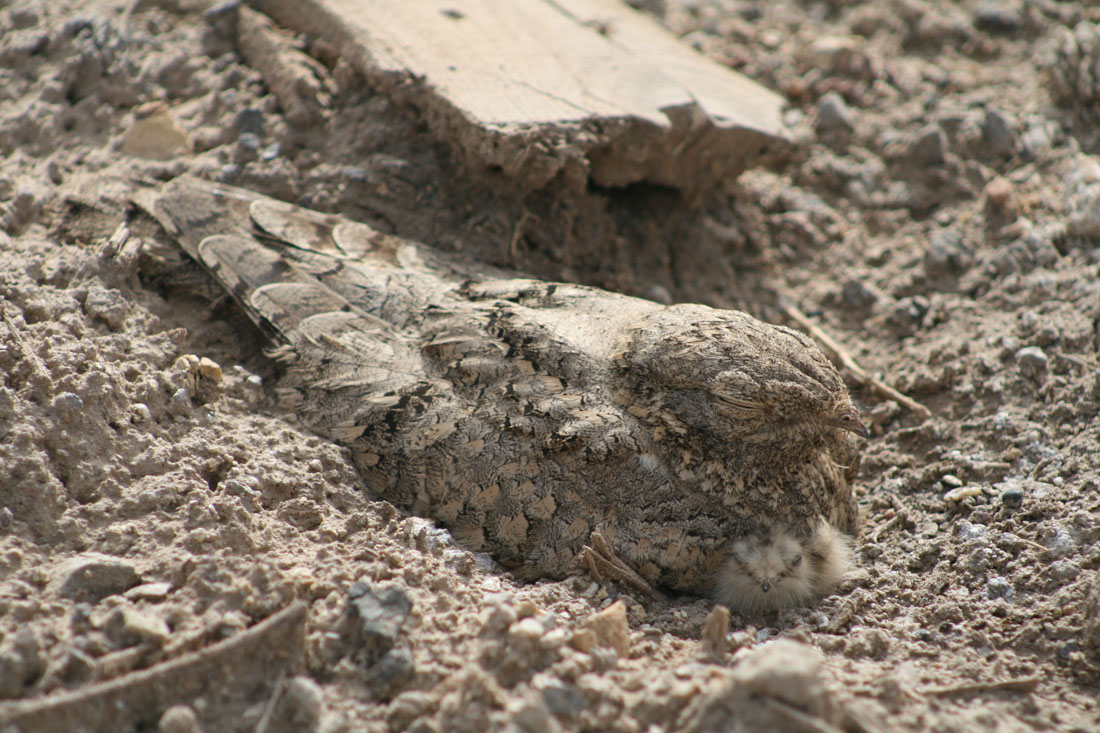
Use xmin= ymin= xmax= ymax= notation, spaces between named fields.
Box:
xmin=143 ymin=177 xmax=864 ymax=609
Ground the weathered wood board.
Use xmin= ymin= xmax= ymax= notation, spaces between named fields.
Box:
xmin=252 ymin=0 xmax=789 ymax=196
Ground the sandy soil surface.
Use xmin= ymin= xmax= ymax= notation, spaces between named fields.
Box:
xmin=2 ymin=0 xmax=1100 ymax=731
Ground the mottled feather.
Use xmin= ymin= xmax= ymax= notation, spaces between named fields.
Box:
xmin=144 ymin=177 xmax=863 ymax=607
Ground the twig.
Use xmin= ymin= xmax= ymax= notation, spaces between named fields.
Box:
xmin=1016 ymin=537 xmax=1049 ymax=553
xmin=577 ymin=531 xmax=660 ymax=599
xmin=825 ymin=588 xmax=866 ymax=634
xmin=781 ymin=302 xmax=931 ymax=420
xmin=0 ymin=602 xmax=307 ymax=731
xmin=254 ymin=671 xmax=289 ymax=733
xmin=919 ymin=676 xmax=1042 ymax=697
xmin=869 ymin=514 xmax=902 ymax=544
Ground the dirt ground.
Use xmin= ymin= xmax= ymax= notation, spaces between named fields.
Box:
xmin=2 ymin=0 xmax=1100 ymax=731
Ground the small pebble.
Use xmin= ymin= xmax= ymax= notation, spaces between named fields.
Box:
xmin=909 ymin=125 xmax=947 ymax=166
xmin=944 ymin=485 xmax=982 ymax=502
xmin=1035 ymin=324 xmax=1059 ymax=347
xmin=968 ymin=546 xmax=992 ymax=574
xmin=204 ymin=0 xmax=241 ymax=21
xmin=9 ymin=6 xmax=40 ymax=28
xmin=48 ymin=554 xmax=141 ymax=602
xmin=509 ymin=617 xmax=544 ymax=641
xmin=1020 ymin=122 xmax=1052 ymax=159
xmin=131 ymin=403 xmax=152 ymax=423
xmin=981 ymin=108 xmax=1016 ymax=156
xmin=53 ymin=392 xmax=84 ymax=411
xmin=1050 ymin=560 xmax=1080 ymax=583
xmin=1015 ymin=346 xmax=1048 ymax=380
xmin=984 ymin=177 xmax=1014 ymax=209
xmin=861 ymin=543 xmax=884 ymax=559
xmin=237 ymin=132 xmax=261 ymax=152
xmin=816 ymin=92 xmax=855 ymax=133
xmin=1000 ymin=486 xmax=1024 ymax=508
xmin=103 ymin=606 xmax=171 ymax=648
xmin=0 ymin=507 xmax=12 ymax=529
xmin=941 ymin=474 xmax=964 ymax=489
xmin=537 ymin=676 xmax=586 ymax=719
xmin=973 ymin=2 xmax=1022 ymax=33
xmin=642 ymin=284 xmax=673 ymax=305
xmin=344 ymin=165 xmax=369 ymax=182
xmin=343 ymin=582 xmax=413 ymax=658
xmin=236 ymin=107 xmax=264 ymax=137
xmin=895 ymin=295 xmax=930 ymax=322
xmin=584 ymin=600 xmax=630 ymax=658
xmin=1042 ymin=527 xmax=1077 ymax=557
xmin=842 ymin=278 xmax=878 ymax=307
xmin=572 ymin=628 xmax=598 ymax=653
xmin=917 ymin=521 xmax=940 ymax=537
xmin=83 ymin=286 xmax=131 ymax=329
xmin=759 ymin=29 xmax=781 ymax=48
xmin=158 ymin=704 xmax=200 ymax=733
xmin=277 ymin=676 xmax=325 ymax=730
xmin=956 ymin=521 xmax=988 ymax=541
xmin=124 ymin=582 xmax=173 ymax=601
xmin=46 ymin=160 xmax=63 ymax=185
xmin=986 ymin=576 xmax=1014 ymax=601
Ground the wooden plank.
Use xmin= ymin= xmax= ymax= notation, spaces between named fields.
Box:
xmin=252 ymin=0 xmax=789 ymax=196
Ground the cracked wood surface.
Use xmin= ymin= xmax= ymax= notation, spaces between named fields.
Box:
xmin=252 ymin=0 xmax=789 ymax=195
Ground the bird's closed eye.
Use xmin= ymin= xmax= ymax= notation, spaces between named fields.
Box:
xmin=830 ymin=412 xmax=869 ymax=438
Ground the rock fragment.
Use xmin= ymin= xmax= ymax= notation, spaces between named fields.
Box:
xmin=583 ymin=601 xmax=630 ymax=659
xmin=158 ymin=705 xmax=201 ymax=733
xmin=816 ymin=92 xmax=854 ymax=133
xmin=908 ymin=124 xmax=948 ymax=165
xmin=700 ymin=605 xmax=730 ymax=663
xmin=120 ymin=104 xmax=192 ymax=161
xmin=340 ymin=581 xmax=413 ymax=659
xmin=1014 ymin=346 xmax=1048 ymax=381
xmin=102 ymin=606 xmax=171 ymax=649
xmin=680 ymin=639 xmax=841 ymax=733
xmin=256 ymin=675 xmax=324 ymax=733
xmin=48 ymin=553 xmax=141 ymax=603
xmin=1050 ymin=22 xmax=1100 ymax=116
xmin=981 ymin=108 xmax=1016 ymax=156
xmin=82 ymin=286 xmax=130 ymax=329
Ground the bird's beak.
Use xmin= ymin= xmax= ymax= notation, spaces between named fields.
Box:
xmin=829 ymin=413 xmax=870 ymax=438
xmin=760 ymin=580 xmax=770 ymax=593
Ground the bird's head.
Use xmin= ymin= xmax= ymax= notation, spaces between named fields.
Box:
xmin=715 ymin=528 xmax=817 ymax=613
xmin=825 ymin=403 xmax=869 ymax=439
xmin=616 ymin=305 xmax=868 ymax=448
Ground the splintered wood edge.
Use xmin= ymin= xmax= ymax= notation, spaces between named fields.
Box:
xmin=251 ymin=0 xmax=790 ymax=196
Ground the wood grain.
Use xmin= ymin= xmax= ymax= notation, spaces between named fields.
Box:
xmin=252 ymin=0 xmax=789 ymax=195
